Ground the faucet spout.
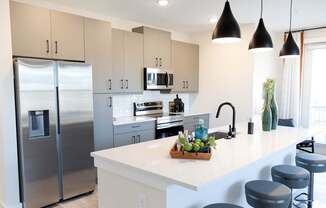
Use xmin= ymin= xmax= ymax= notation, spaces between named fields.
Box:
xmin=216 ymin=102 xmax=236 ymax=137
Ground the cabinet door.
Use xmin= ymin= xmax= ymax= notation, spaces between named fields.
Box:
xmin=114 ymin=132 xmax=136 ymax=147
xmin=172 ymin=41 xmax=191 ymax=92
xmin=85 ymin=18 xmax=112 ymax=93
xmin=111 ymin=29 xmax=125 ymax=92
xmin=124 ymin=32 xmax=143 ymax=93
xmin=183 ymin=123 xmax=196 ymax=134
xmin=157 ymin=30 xmax=171 ymax=70
xmin=172 ymin=41 xmax=199 ymax=92
xmin=142 ymin=27 xmax=159 ymax=68
xmin=93 ymin=94 xmax=114 ymax=151
xmin=138 ymin=129 xmax=155 ymax=143
xmin=51 ymin=11 xmax=85 ymax=61
xmin=10 ymin=1 xmax=52 ymax=58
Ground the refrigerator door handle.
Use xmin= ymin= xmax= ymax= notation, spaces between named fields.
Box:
xmin=56 ymin=86 xmax=61 ymax=135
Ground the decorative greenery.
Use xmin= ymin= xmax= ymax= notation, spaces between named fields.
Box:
xmin=262 ymin=79 xmax=276 ymax=131
xmin=177 ymin=133 xmax=216 ymax=153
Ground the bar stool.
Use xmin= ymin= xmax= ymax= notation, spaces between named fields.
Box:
xmin=203 ymin=203 xmax=243 ymax=208
xmin=271 ymin=165 xmax=310 ymax=207
xmin=245 ymin=180 xmax=291 ymax=208
xmin=296 ymin=152 xmax=326 ymax=208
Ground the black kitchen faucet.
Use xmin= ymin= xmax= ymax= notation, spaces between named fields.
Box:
xmin=216 ymin=102 xmax=236 ymax=138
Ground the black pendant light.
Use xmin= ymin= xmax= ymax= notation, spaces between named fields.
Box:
xmin=249 ymin=0 xmax=273 ymax=52
xmin=279 ymin=0 xmax=300 ymax=58
xmin=212 ymin=0 xmax=241 ymax=43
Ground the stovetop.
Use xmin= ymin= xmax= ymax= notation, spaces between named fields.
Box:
xmin=144 ymin=112 xmax=184 ymax=124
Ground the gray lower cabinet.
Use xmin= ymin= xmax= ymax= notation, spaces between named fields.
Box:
xmin=114 ymin=132 xmax=136 ymax=147
xmin=138 ymin=130 xmax=155 ymax=142
xmin=113 ymin=121 xmax=155 ymax=147
xmin=93 ymin=94 xmax=114 ymax=151
xmin=183 ymin=114 xmax=210 ymax=134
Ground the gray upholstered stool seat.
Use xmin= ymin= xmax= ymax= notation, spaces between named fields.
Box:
xmin=295 ymin=152 xmax=326 ymax=208
xmin=245 ymin=180 xmax=291 ymax=208
xmin=203 ymin=203 xmax=243 ymax=208
xmin=271 ymin=165 xmax=310 ymax=189
xmin=296 ymin=152 xmax=326 ymax=173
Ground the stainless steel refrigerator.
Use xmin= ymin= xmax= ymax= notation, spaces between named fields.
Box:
xmin=14 ymin=58 xmax=96 ymax=208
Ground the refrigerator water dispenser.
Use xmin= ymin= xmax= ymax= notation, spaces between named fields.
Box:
xmin=28 ymin=110 xmax=49 ymax=138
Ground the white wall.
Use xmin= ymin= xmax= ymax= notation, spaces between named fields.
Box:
xmin=252 ymin=32 xmax=284 ymax=115
xmin=189 ymin=24 xmax=256 ymax=128
xmin=0 ymin=0 xmax=21 ymax=207
xmin=188 ymin=26 xmax=284 ymax=128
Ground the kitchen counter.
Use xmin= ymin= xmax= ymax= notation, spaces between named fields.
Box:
xmin=113 ymin=116 xmax=156 ymax=126
xmin=92 ymin=123 xmax=324 ymax=208
xmin=113 ymin=112 xmax=210 ymax=126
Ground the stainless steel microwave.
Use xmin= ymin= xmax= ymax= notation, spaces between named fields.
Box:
xmin=144 ymin=68 xmax=174 ymax=90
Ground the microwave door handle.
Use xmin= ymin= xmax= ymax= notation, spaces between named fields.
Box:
xmin=165 ymin=73 xmax=168 ymax=88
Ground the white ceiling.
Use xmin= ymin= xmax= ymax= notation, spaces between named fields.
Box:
xmin=26 ymin=0 xmax=326 ymax=33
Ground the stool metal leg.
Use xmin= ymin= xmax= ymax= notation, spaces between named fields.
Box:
xmin=308 ymin=173 xmax=314 ymax=208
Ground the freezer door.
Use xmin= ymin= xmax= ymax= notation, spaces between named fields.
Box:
xmin=14 ymin=58 xmax=60 ymax=208
xmin=57 ymin=61 xmax=95 ymax=199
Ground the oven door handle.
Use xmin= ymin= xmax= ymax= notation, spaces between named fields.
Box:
xmin=156 ymin=121 xmax=183 ymax=130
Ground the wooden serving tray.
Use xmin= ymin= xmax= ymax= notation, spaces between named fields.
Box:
xmin=169 ymin=144 xmax=212 ymax=160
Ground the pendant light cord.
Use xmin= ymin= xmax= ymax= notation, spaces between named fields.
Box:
xmin=260 ymin=0 xmax=263 ymax=18
xmin=289 ymin=0 xmax=293 ymax=32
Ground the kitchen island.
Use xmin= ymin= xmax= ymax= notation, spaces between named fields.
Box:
xmin=91 ymin=124 xmax=322 ymax=208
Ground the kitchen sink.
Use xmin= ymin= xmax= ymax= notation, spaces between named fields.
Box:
xmin=208 ymin=131 xmax=230 ymax=140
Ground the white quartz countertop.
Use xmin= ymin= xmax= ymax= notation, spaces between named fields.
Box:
xmin=113 ymin=112 xmax=210 ymax=126
xmin=92 ymin=124 xmax=323 ymax=191
xmin=113 ymin=116 xmax=156 ymax=125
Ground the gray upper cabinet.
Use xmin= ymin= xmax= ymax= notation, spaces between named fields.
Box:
xmin=93 ymin=94 xmax=114 ymax=151
xmin=112 ymin=29 xmax=143 ymax=93
xmin=124 ymin=31 xmax=143 ymax=93
xmin=172 ymin=40 xmax=199 ymax=92
xmin=10 ymin=1 xmax=52 ymax=58
xmin=85 ymin=18 xmax=112 ymax=93
xmin=10 ymin=2 xmax=85 ymax=61
xmin=132 ymin=26 xmax=171 ymax=70
xmin=51 ymin=11 xmax=85 ymax=61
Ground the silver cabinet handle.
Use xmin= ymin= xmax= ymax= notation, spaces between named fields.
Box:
xmin=120 ymin=79 xmax=124 ymax=89
xmin=109 ymin=96 xmax=112 ymax=108
xmin=159 ymin=58 xmax=162 ymax=67
xmin=125 ymin=80 xmax=128 ymax=89
xmin=46 ymin=40 xmax=50 ymax=53
xmin=108 ymin=79 xmax=112 ymax=90
xmin=54 ymin=41 xmax=58 ymax=54
xmin=107 ymin=96 xmax=112 ymax=108
xmin=132 ymin=136 xmax=136 ymax=144
xmin=182 ymin=81 xmax=185 ymax=89
xmin=186 ymin=81 xmax=189 ymax=89
xmin=137 ymin=135 xmax=141 ymax=143
xmin=155 ymin=57 xmax=158 ymax=67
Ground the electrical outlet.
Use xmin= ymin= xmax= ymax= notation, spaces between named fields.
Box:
xmin=137 ymin=193 xmax=147 ymax=208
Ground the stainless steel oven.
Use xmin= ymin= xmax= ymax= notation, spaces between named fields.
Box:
xmin=134 ymin=101 xmax=183 ymax=139
xmin=156 ymin=117 xmax=184 ymax=139
xmin=144 ymin=68 xmax=174 ymax=90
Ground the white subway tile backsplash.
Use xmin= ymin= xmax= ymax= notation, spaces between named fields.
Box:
xmin=112 ymin=91 xmax=189 ymax=117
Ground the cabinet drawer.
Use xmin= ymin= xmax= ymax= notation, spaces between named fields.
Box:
xmin=114 ymin=121 xmax=155 ymax=135
xmin=184 ymin=114 xmax=209 ymax=125
xmin=114 ymin=132 xmax=135 ymax=147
